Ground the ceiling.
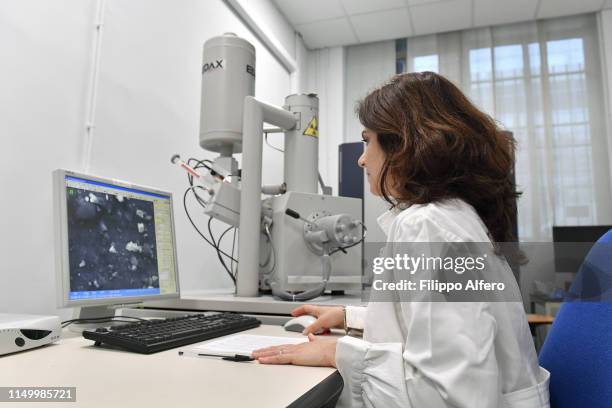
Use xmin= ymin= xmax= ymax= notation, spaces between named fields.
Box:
xmin=273 ymin=0 xmax=612 ymax=49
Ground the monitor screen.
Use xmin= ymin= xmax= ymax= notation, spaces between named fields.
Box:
xmin=552 ymin=225 xmax=612 ymax=273
xmin=57 ymin=172 xmax=179 ymax=303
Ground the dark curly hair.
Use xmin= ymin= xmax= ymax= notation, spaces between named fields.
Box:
xmin=357 ymin=71 xmax=520 ymax=243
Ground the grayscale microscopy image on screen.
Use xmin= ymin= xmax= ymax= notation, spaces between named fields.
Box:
xmin=66 ymin=187 xmax=159 ymax=292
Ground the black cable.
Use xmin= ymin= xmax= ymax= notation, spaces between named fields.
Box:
xmin=62 ymin=319 xmax=146 ymax=328
xmin=61 ymin=316 xmax=148 ymax=328
xmin=181 ymin=158 xmax=239 ymax=285
xmin=62 ymin=319 xmax=143 ymax=328
xmin=61 ymin=315 xmax=147 ymax=325
xmin=208 ymin=217 xmax=237 ymax=283
xmin=329 ymin=224 xmax=368 ymax=255
xmin=218 ymin=226 xmax=234 ymax=244
xmin=264 ymin=132 xmax=284 ymax=153
xmin=207 ymin=217 xmax=217 ymax=246
xmin=218 ymin=225 xmax=236 ymax=278
xmin=329 ymin=237 xmax=365 ymax=255
xmin=217 ymin=225 xmax=236 ymax=272
xmin=182 ymin=188 xmax=238 ymax=263
xmin=187 ymin=158 xmax=213 ymax=173
xmin=182 ymin=183 xmax=237 ymax=285
xmin=261 ymin=226 xmax=276 ymax=275
xmin=191 ymin=186 xmax=209 ymax=208
xmin=188 ymin=158 xmax=233 ymax=183
xmin=186 ymin=158 xmax=213 ymax=194
xmin=230 ymin=227 xmax=237 ymax=278
xmin=190 ymin=157 xmax=239 ymax=178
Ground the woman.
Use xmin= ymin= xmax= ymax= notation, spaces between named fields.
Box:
xmin=252 ymin=72 xmax=550 ymax=407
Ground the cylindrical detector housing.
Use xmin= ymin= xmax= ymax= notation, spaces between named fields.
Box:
xmin=199 ymin=33 xmax=255 ymax=155
xmin=284 ymin=94 xmax=319 ymax=193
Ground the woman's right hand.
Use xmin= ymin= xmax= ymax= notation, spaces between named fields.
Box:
xmin=291 ymin=305 xmax=344 ymax=335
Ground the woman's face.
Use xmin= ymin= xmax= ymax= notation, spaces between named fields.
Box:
xmin=358 ymin=129 xmax=386 ymax=196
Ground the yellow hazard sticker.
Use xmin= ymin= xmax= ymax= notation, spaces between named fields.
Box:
xmin=303 ymin=116 xmax=319 ymax=137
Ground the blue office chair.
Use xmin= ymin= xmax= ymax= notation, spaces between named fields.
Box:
xmin=539 ymin=230 xmax=612 ymax=408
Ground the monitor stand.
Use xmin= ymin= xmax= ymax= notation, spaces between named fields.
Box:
xmin=68 ymin=305 xmax=131 ymax=333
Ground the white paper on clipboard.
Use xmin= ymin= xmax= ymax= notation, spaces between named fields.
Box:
xmin=179 ymin=334 xmax=308 ymax=357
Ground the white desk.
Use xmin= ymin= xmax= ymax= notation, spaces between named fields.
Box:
xmin=0 ymin=325 xmax=339 ymax=408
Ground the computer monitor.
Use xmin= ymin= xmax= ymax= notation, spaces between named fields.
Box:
xmin=552 ymin=225 xmax=612 ymax=273
xmin=53 ymin=169 xmax=180 ymax=323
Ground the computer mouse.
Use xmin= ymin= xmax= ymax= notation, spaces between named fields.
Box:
xmin=283 ymin=315 xmax=317 ymax=333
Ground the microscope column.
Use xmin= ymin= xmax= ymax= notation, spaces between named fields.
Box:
xmin=284 ymin=94 xmax=319 ymax=194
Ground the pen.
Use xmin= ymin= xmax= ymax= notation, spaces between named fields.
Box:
xmin=178 ymin=351 xmax=254 ymax=362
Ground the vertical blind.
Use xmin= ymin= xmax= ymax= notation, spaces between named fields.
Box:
xmin=396 ymin=14 xmax=611 ymax=241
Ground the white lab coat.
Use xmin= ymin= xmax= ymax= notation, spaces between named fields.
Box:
xmin=335 ymin=199 xmax=550 ymax=408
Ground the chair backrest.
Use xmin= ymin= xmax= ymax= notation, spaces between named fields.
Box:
xmin=538 ymin=230 xmax=612 ymax=407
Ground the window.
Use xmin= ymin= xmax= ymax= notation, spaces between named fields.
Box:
xmin=395 ymin=14 xmax=611 ymax=240
xmin=413 ymin=54 xmax=439 ymax=73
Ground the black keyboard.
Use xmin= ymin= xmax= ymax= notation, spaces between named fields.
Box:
xmin=82 ymin=313 xmax=261 ymax=354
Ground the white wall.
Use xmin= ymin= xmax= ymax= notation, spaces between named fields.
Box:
xmin=0 ymin=0 xmax=94 ymax=316
xmin=0 ymin=0 xmax=295 ymax=317
xmin=344 ymin=41 xmax=396 ymax=243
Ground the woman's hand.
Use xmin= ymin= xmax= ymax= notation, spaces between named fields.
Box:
xmin=291 ymin=305 xmax=344 ymax=335
xmin=252 ymin=334 xmax=337 ymax=367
